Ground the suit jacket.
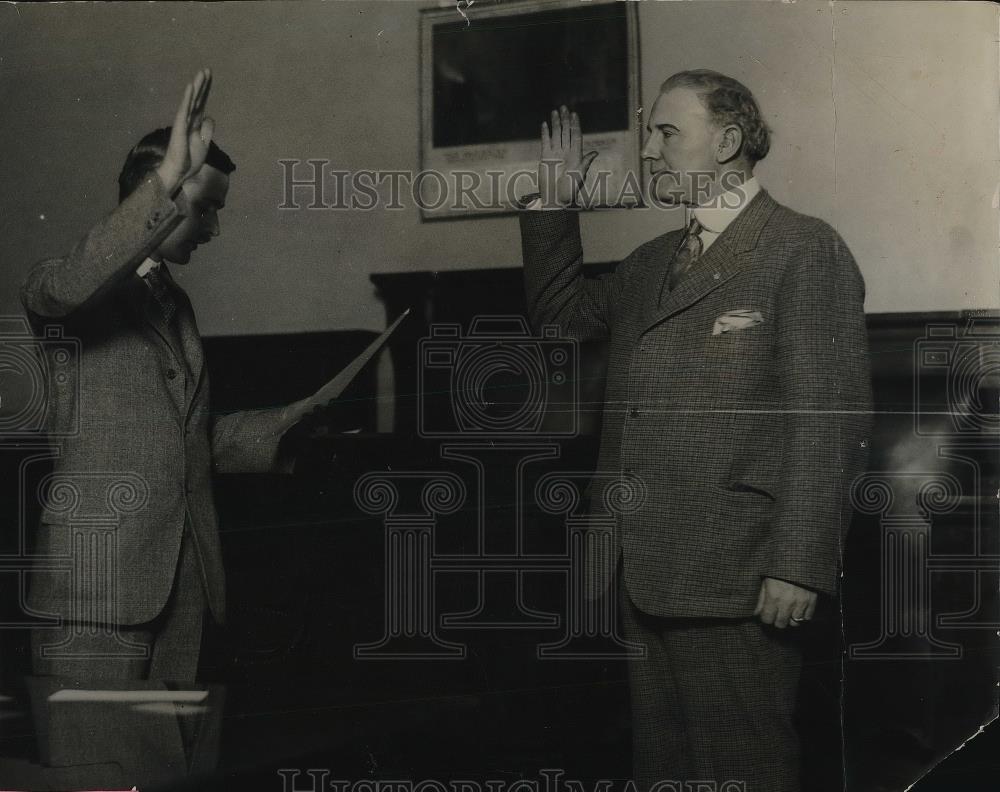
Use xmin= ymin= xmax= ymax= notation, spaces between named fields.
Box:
xmin=20 ymin=174 xmax=288 ymax=626
xmin=520 ymin=190 xmax=873 ymax=618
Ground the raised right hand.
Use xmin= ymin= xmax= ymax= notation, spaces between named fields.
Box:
xmin=156 ymin=69 xmax=215 ymax=196
xmin=538 ymin=105 xmax=598 ymax=208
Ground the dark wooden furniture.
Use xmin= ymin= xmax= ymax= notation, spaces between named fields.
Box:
xmin=2 ymin=263 xmax=996 ymax=791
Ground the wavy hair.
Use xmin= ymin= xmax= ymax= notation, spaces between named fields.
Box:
xmin=660 ymin=70 xmax=771 ymax=165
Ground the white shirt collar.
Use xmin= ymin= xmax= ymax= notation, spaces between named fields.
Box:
xmin=689 ymin=176 xmax=761 ymax=234
xmin=135 ymin=257 xmax=161 ymax=278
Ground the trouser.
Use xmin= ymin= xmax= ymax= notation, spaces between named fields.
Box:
xmin=621 ymin=580 xmax=803 ymax=792
xmin=26 ymin=527 xmax=217 ymax=789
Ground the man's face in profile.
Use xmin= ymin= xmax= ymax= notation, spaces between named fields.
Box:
xmin=158 ymin=164 xmax=228 ymax=265
xmin=642 ymin=86 xmax=721 ymax=206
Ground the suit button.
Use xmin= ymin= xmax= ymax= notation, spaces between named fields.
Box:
xmin=629 ymin=407 xmax=640 ymax=418
xmin=166 ymin=368 xmax=177 ymax=380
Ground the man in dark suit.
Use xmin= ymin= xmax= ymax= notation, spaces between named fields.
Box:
xmin=519 ymin=70 xmax=872 ymax=792
xmin=21 ymin=69 xmax=312 ymax=686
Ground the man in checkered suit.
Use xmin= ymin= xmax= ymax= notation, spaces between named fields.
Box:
xmin=519 ymin=71 xmax=872 ymax=792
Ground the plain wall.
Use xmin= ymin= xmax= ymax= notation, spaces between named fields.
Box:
xmin=1 ymin=0 xmax=997 ymax=335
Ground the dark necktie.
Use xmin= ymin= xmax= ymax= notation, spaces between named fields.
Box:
xmin=143 ymin=266 xmax=177 ymax=326
xmin=667 ymin=215 xmax=705 ymax=291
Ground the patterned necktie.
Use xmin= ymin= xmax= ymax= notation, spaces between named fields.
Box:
xmin=143 ymin=266 xmax=177 ymax=326
xmin=667 ymin=215 xmax=705 ymax=291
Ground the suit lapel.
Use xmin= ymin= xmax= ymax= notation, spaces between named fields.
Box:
xmin=124 ymin=273 xmax=180 ymax=364
xmin=121 ymin=276 xmax=185 ymax=415
xmin=160 ymin=268 xmax=206 ymax=412
xmin=642 ymin=190 xmax=779 ymax=333
xmin=638 ymin=229 xmax=687 ymax=324
xmin=131 ymin=268 xmax=206 ymax=415
xmin=644 ymin=238 xmax=740 ymax=331
xmin=133 ymin=279 xmax=179 ymax=363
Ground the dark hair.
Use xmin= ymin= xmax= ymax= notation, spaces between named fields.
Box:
xmin=117 ymin=127 xmax=236 ymax=203
xmin=660 ymin=70 xmax=771 ymax=165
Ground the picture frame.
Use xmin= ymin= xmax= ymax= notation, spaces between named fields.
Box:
xmin=419 ymin=0 xmax=642 ymax=220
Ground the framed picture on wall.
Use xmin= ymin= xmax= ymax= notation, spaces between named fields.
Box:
xmin=419 ymin=0 xmax=641 ymax=220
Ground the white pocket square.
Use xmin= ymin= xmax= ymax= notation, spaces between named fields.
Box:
xmin=712 ymin=310 xmax=764 ymax=336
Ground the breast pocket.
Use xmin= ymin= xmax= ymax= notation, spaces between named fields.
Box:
xmin=702 ymin=318 xmax=774 ymax=396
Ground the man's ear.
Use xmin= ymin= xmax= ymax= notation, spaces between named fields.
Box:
xmin=715 ymin=124 xmax=743 ymax=164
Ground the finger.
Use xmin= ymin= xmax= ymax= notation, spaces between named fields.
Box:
xmin=173 ymin=82 xmax=194 ymax=137
xmin=789 ymin=598 xmax=809 ymax=626
xmin=541 ymin=122 xmax=551 ymax=158
xmin=198 ymin=116 xmax=215 ymax=147
xmin=773 ymin=601 xmax=793 ymax=629
xmin=570 ymin=112 xmax=582 ymax=152
xmin=560 ymin=105 xmax=570 ymax=148
xmin=186 ymin=71 xmax=206 ymax=128
xmin=758 ymin=595 xmax=778 ymax=625
xmin=551 ymin=109 xmax=562 ymax=150
xmin=189 ymin=71 xmax=211 ymax=132
xmin=804 ymin=595 xmax=818 ymax=621
xmin=193 ymin=68 xmax=212 ymax=119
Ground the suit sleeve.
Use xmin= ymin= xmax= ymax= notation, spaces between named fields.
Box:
xmin=519 ymin=208 xmax=624 ymax=340
xmin=210 ymin=407 xmax=294 ymax=474
xmin=764 ymin=224 xmax=873 ymax=595
xmin=20 ymin=175 xmax=182 ymax=318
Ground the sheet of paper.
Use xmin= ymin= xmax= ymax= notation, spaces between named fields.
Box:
xmin=278 ymin=308 xmax=410 ymax=435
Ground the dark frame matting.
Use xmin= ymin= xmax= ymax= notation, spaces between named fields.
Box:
xmin=418 ymin=0 xmax=641 ymax=221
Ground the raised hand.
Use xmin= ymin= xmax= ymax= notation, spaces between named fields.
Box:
xmin=156 ymin=68 xmax=215 ymax=196
xmin=538 ymin=105 xmax=598 ymax=208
